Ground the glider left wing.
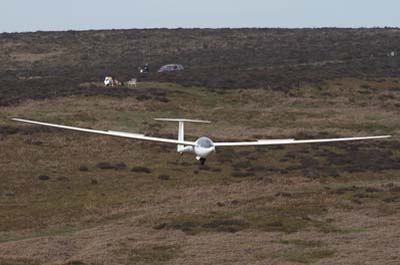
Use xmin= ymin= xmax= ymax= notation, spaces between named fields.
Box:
xmin=12 ymin=118 xmax=197 ymax=146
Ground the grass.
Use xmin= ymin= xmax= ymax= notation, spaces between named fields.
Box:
xmin=154 ymin=213 xmax=249 ymax=235
xmin=153 ymin=191 xmax=341 ymax=235
xmin=284 ymin=248 xmax=335 ymax=264
xmin=243 ymin=207 xmax=337 ymax=234
xmin=280 ymin=240 xmax=323 ymax=248
xmin=255 ymin=240 xmax=336 ymax=264
xmin=0 ymin=79 xmax=399 ymax=264
xmin=0 ymin=259 xmax=41 ymax=265
xmin=0 ymin=224 xmax=96 ymax=244
xmin=127 ymin=245 xmax=180 ymax=264
xmin=278 ymin=240 xmax=335 ymax=264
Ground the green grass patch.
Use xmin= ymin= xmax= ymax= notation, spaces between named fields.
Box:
xmin=338 ymin=227 xmax=368 ymax=234
xmin=278 ymin=239 xmax=335 ymax=264
xmin=0 ymin=224 xmax=95 ymax=244
xmin=243 ymin=205 xmax=338 ymax=234
xmin=284 ymin=248 xmax=335 ymax=264
xmin=0 ymin=259 xmax=41 ymax=265
xmin=128 ymin=244 xmax=180 ymax=265
xmin=154 ymin=199 xmax=340 ymax=235
xmin=154 ymin=213 xmax=249 ymax=235
xmin=280 ymin=240 xmax=324 ymax=248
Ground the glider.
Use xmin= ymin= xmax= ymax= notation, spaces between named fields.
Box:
xmin=12 ymin=118 xmax=391 ymax=165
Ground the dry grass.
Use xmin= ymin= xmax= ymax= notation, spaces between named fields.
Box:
xmin=0 ymin=79 xmax=399 ymax=264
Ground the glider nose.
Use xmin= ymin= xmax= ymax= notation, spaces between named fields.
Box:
xmin=194 ymin=137 xmax=215 ymax=158
xmin=194 ymin=146 xmax=215 ymax=158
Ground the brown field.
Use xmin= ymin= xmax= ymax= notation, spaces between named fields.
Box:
xmin=0 ymin=28 xmax=400 ymax=264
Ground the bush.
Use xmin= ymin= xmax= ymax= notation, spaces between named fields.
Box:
xmin=38 ymin=175 xmax=50 ymax=181
xmin=115 ymin=163 xmax=127 ymax=170
xmin=91 ymin=179 xmax=98 ymax=185
xmin=131 ymin=166 xmax=151 ymax=173
xmin=159 ymin=174 xmax=170 ymax=181
xmin=79 ymin=165 xmax=89 ymax=171
xmin=231 ymin=171 xmax=253 ymax=178
xmin=96 ymin=162 xmax=115 ymax=170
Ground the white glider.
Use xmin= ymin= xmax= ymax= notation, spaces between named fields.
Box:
xmin=12 ymin=118 xmax=391 ymax=165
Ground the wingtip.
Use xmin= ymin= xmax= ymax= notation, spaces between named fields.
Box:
xmin=376 ymin=135 xmax=392 ymax=139
xmin=11 ymin=118 xmax=34 ymax=124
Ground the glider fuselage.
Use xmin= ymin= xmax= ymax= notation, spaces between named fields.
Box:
xmin=178 ymin=136 xmax=215 ymax=160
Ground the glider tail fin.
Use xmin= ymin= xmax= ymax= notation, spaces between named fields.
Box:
xmin=155 ymin=118 xmax=211 ymax=152
xmin=178 ymin=120 xmax=185 ymax=151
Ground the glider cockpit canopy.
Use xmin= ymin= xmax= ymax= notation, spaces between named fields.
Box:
xmin=196 ymin=137 xmax=214 ymax=148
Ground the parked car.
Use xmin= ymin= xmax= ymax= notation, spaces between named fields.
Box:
xmin=158 ymin=64 xmax=184 ymax=73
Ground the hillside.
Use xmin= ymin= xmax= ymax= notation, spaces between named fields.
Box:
xmin=1 ymin=28 xmax=400 ymax=106
xmin=0 ymin=28 xmax=399 ymax=265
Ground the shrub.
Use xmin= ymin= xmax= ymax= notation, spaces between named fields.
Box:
xmin=79 ymin=165 xmax=89 ymax=171
xmin=159 ymin=174 xmax=170 ymax=180
xmin=96 ymin=162 xmax=115 ymax=170
xmin=131 ymin=166 xmax=151 ymax=173
xmin=38 ymin=175 xmax=50 ymax=181
xmin=231 ymin=171 xmax=253 ymax=178
xmin=115 ymin=163 xmax=127 ymax=170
